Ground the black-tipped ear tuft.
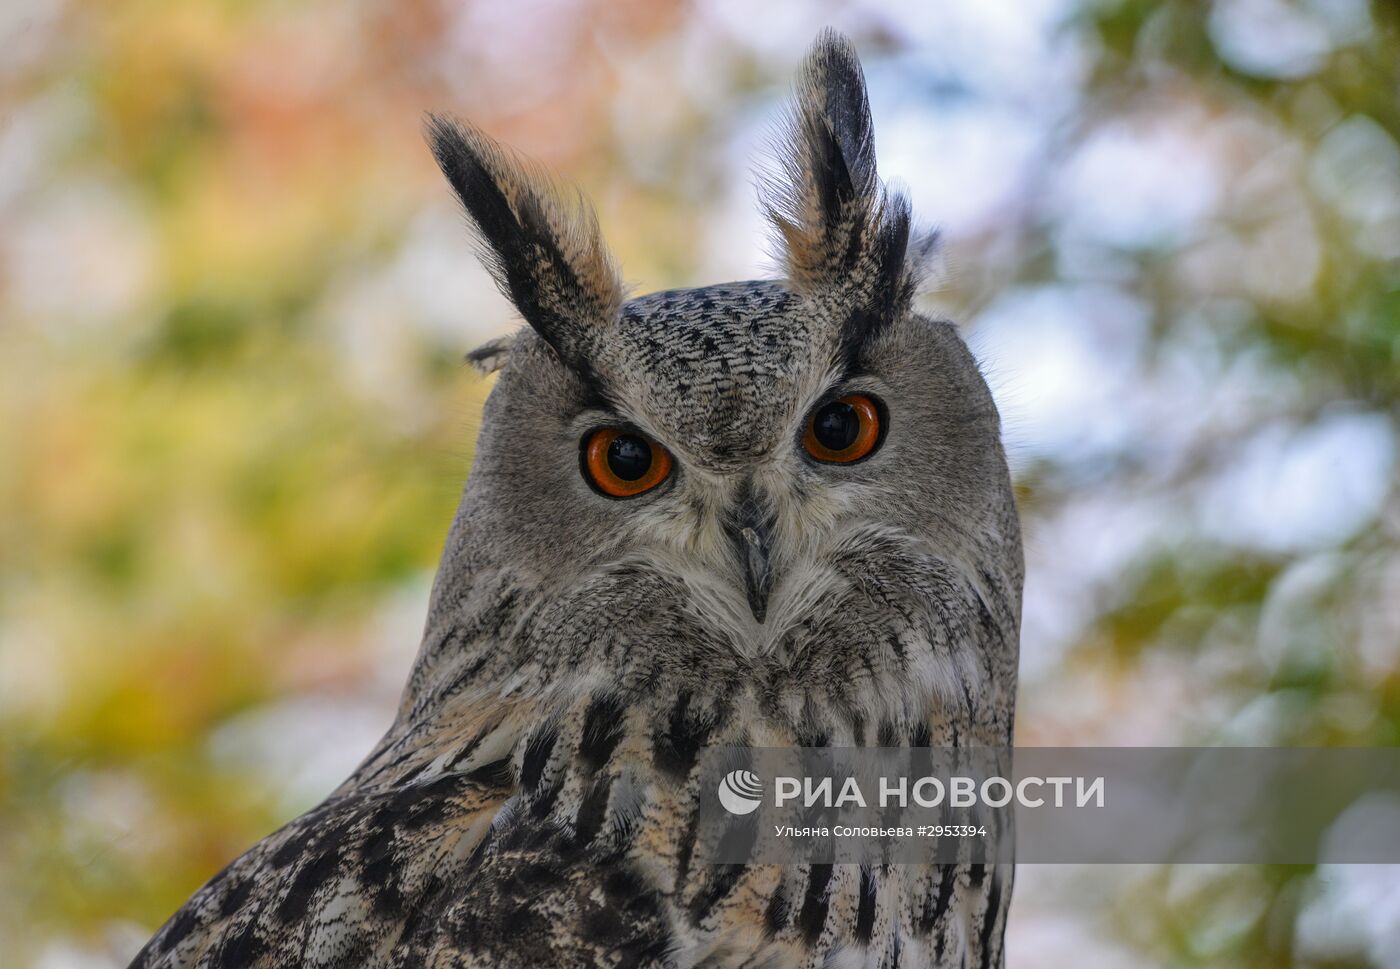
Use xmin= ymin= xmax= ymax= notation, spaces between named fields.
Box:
xmin=425 ymin=114 xmax=623 ymax=376
xmin=798 ymin=30 xmax=879 ymax=226
xmin=763 ymin=31 xmax=936 ymax=362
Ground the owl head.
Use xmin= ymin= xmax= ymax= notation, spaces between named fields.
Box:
xmin=421 ymin=32 xmax=1020 ymax=738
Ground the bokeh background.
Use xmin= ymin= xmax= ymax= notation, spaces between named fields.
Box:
xmin=1 ymin=0 xmax=1398 ymax=965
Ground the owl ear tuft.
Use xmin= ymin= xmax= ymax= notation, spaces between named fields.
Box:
xmin=426 ymin=115 xmax=624 ymax=376
xmin=763 ymin=32 xmax=937 ymax=358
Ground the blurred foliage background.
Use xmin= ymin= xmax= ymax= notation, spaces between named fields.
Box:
xmin=1 ymin=1 xmax=1397 ymax=966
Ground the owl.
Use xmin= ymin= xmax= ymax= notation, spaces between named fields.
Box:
xmin=130 ymin=30 xmax=1021 ymax=969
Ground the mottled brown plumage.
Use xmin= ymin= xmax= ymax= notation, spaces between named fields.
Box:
xmin=132 ymin=31 xmax=1021 ymax=969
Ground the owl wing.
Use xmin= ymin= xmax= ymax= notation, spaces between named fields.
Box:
xmin=127 ymin=760 xmax=510 ymax=968
xmin=128 ymin=701 xmax=679 ymax=969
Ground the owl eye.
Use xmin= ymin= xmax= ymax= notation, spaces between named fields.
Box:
xmin=802 ymin=394 xmax=882 ymax=464
xmin=581 ymin=428 xmax=673 ymax=498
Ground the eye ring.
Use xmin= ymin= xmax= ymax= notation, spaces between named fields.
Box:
xmin=581 ymin=428 xmax=673 ymax=498
xmin=802 ymin=394 xmax=883 ymax=464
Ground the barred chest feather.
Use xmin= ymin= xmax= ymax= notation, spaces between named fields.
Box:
xmin=131 ymin=552 xmax=1016 ymax=969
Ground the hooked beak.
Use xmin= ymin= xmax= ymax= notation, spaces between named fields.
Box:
xmin=729 ymin=505 xmax=774 ymax=624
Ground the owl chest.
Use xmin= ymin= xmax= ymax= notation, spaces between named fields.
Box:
xmin=495 ymin=691 xmax=1006 ymax=967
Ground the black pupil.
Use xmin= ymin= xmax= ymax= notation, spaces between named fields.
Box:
xmin=607 ymin=435 xmax=652 ymax=481
xmin=813 ymin=401 xmax=860 ymax=451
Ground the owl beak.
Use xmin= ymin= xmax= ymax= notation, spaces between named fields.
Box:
xmin=730 ymin=509 xmax=773 ymax=624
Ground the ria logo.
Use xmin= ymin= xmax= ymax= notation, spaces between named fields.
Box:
xmin=717 ymin=769 xmax=764 ymax=815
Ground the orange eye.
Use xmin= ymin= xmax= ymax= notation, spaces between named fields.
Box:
xmin=582 ymin=428 xmax=673 ymax=498
xmin=802 ymin=394 xmax=882 ymax=463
